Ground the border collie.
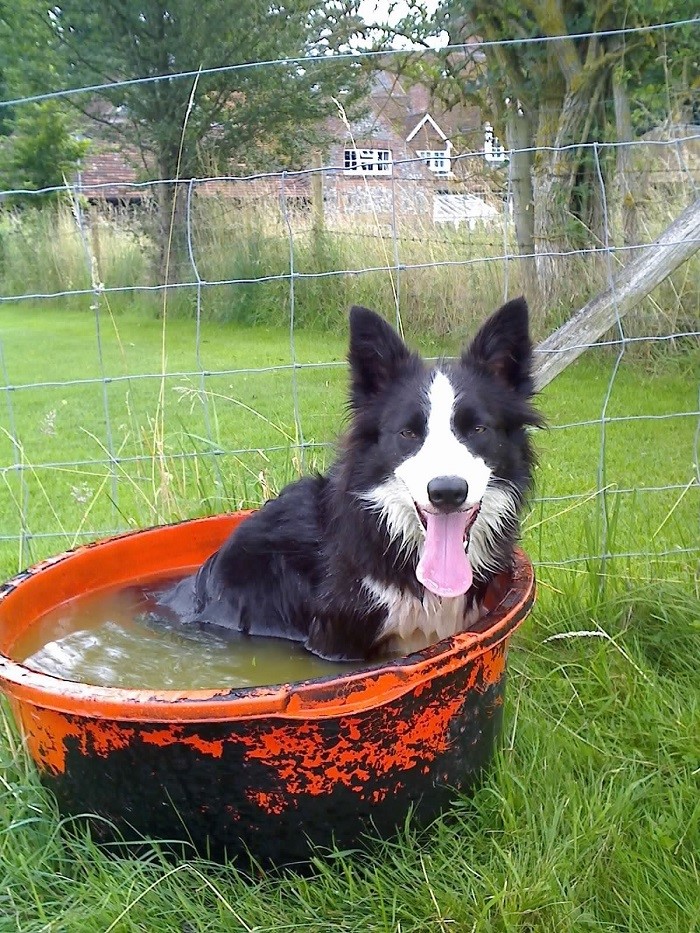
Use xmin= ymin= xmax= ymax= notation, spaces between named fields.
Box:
xmin=160 ymin=299 xmax=542 ymax=660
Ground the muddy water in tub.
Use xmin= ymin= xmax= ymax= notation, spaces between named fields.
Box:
xmin=12 ymin=578 xmax=360 ymax=689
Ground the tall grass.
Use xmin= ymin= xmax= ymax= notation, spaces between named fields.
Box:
xmin=1 ymin=185 xmax=697 ymax=338
xmin=0 ymin=205 xmax=151 ymax=308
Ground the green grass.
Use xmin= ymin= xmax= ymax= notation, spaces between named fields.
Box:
xmin=0 ymin=306 xmax=696 ymax=580
xmin=2 ymin=201 xmax=698 ymax=337
xmin=0 ymin=304 xmax=698 ymax=931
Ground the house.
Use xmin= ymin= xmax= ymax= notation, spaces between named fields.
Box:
xmin=321 ymin=72 xmax=506 ymax=224
xmin=75 ymin=71 xmax=506 ymax=227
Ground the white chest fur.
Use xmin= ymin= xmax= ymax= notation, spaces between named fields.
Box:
xmin=362 ymin=578 xmax=483 ymax=655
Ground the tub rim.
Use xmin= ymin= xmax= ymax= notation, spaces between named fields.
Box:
xmin=0 ymin=514 xmax=535 ymax=723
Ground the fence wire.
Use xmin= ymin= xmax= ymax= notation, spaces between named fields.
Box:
xmin=0 ymin=21 xmax=698 ymax=582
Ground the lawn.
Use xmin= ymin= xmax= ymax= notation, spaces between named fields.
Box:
xmin=0 ymin=305 xmax=698 ymax=931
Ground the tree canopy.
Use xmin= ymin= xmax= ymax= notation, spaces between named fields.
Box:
xmin=2 ymin=1 xmax=367 ymax=278
xmin=51 ymin=0 xmax=365 ymax=178
xmin=386 ymin=0 xmax=698 ymax=297
xmin=0 ymin=1 xmax=88 ymax=196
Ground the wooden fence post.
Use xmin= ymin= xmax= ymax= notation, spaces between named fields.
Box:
xmin=312 ymin=153 xmax=324 ymax=235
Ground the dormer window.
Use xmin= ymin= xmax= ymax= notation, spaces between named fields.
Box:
xmin=344 ymin=148 xmax=393 ymax=174
xmin=417 ymin=150 xmax=451 ymax=175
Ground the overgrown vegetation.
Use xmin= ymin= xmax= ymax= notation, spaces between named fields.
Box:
xmin=0 ymin=103 xmax=88 ymax=200
xmin=1 ymin=182 xmax=697 ymax=336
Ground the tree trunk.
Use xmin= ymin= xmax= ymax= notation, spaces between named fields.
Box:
xmin=533 ymin=74 xmax=607 ymax=295
xmin=155 ymin=178 xmax=191 ymax=288
xmin=505 ymin=105 xmax=538 ymax=301
xmin=612 ymin=61 xmax=639 ymax=252
xmin=532 ymin=153 xmax=576 ymax=293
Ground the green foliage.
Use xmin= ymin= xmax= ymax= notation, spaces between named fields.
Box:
xmin=49 ymin=0 xmax=366 ymax=177
xmin=15 ymin=0 xmax=369 ymax=279
xmin=432 ymin=0 xmax=697 ymax=132
xmin=0 ymin=102 xmax=88 ymax=198
xmin=0 ymin=1 xmax=88 ymax=200
xmin=386 ymin=0 xmax=699 ymax=287
xmin=0 ymin=0 xmax=64 ymax=98
xmin=622 ymin=16 xmax=700 ymax=132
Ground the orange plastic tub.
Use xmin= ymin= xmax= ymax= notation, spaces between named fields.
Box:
xmin=0 ymin=512 xmax=535 ymax=864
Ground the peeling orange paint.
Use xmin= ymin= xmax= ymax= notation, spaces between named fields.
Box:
xmin=140 ymin=727 xmax=225 ymax=758
xmin=245 ymin=789 xmax=288 ymax=815
xmin=10 ymin=636 xmax=508 ymax=789
xmin=232 ymin=654 xmax=507 ymax=804
xmin=0 ymin=511 xmax=534 ymax=857
xmin=12 ymin=702 xmax=136 ymax=775
xmin=13 ymin=702 xmax=80 ymax=775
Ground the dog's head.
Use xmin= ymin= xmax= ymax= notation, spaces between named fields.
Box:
xmin=345 ymin=300 xmax=542 ymax=597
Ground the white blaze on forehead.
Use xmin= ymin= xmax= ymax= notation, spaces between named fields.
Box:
xmin=394 ymin=370 xmax=491 ymax=507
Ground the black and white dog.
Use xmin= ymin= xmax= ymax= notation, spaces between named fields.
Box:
xmin=160 ymin=299 xmax=541 ymax=661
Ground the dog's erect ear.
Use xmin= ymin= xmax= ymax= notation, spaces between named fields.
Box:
xmin=463 ymin=297 xmax=534 ymax=396
xmin=348 ymin=306 xmax=412 ymax=406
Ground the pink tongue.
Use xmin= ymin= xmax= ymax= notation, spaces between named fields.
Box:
xmin=416 ymin=511 xmax=473 ymax=598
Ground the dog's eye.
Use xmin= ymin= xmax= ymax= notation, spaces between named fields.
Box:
xmin=400 ymin=428 xmax=418 ymax=440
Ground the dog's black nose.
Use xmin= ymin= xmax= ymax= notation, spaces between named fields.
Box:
xmin=427 ymin=476 xmax=469 ymax=511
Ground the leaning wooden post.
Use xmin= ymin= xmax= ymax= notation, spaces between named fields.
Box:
xmin=533 ymin=196 xmax=700 ymax=390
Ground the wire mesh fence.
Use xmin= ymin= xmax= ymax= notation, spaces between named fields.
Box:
xmin=0 ymin=19 xmax=698 ymax=589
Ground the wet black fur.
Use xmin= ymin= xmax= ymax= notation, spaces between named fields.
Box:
xmin=158 ymin=299 xmax=542 ymax=661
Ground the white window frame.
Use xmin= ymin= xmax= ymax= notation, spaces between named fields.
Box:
xmin=344 ymin=148 xmax=393 ymax=175
xmin=484 ymin=122 xmax=507 ymax=163
xmin=416 ymin=149 xmax=452 ymax=176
